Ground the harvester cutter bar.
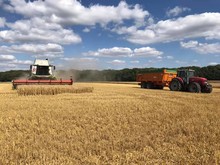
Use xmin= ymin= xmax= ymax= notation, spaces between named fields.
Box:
xmin=12 ymin=79 xmax=73 ymax=89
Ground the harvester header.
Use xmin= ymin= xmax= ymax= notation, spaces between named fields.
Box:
xmin=12 ymin=59 xmax=73 ymax=89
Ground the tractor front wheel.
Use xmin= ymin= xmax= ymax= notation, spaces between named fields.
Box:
xmin=169 ymin=79 xmax=182 ymax=91
xmin=188 ymin=82 xmax=201 ymax=93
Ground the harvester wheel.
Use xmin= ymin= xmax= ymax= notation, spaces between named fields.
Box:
xmin=169 ymin=79 xmax=182 ymax=91
xmin=188 ymin=82 xmax=201 ymax=93
xmin=12 ymin=84 xmax=17 ymax=90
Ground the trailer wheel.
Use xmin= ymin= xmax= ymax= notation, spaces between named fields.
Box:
xmin=169 ymin=79 xmax=182 ymax=91
xmin=157 ymin=85 xmax=164 ymax=90
xmin=188 ymin=82 xmax=201 ymax=93
xmin=146 ymin=82 xmax=152 ymax=89
xmin=140 ymin=82 xmax=145 ymax=88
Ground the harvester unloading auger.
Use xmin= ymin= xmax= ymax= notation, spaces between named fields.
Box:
xmin=12 ymin=59 xmax=73 ymax=89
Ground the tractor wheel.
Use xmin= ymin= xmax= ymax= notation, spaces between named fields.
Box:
xmin=169 ymin=79 xmax=182 ymax=91
xmin=188 ymin=82 xmax=201 ymax=93
xmin=202 ymin=84 xmax=212 ymax=93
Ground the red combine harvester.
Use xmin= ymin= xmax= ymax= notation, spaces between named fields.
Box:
xmin=12 ymin=59 xmax=73 ymax=89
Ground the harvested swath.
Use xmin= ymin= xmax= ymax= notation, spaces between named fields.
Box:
xmin=17 ymin=85 xmax=94 ymax=96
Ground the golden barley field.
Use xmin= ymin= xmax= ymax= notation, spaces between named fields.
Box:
xmin=0 ymin=82 xmax=220 ymax=164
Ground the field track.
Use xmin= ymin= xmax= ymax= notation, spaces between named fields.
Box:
xmin=0 ymin=82 xmax=220 ymax=164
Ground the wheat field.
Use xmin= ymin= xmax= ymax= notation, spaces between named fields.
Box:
xmin=17 ymin=85 xmax=94 ymax=96
xmin=0 ymin=82 xmax=220 ymax=164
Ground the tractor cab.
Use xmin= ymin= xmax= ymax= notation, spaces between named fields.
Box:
xmin=177 ymin=69 xmax=195 ymax=78
xmin=177 ymin=69 xmax=195 ymax=84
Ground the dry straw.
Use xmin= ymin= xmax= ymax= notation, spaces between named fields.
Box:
xmin=17 ymin=85 xmax=94 ymax=96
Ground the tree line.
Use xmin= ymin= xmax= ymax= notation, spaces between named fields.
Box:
xmin=0 ymin=65 xmax=219 ymax=82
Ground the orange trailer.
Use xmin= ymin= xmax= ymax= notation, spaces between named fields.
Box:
xmin=136 ymin=69 xmax=177 ymax=89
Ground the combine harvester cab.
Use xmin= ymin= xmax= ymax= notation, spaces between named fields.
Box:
xmin=12 ymin=59 xmax=73 ymax=89
xmin=136 ymin=69 xmax=177 ymax=89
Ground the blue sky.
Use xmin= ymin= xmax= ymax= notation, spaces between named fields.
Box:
xmin=0 ymin=0 xmax=220 ymax=71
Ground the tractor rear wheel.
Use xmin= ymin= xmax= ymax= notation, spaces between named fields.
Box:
xmin=188 ymin=82 xmax=201 ymax=93
xmin=169 ymin=79 xmax=182 ymax=91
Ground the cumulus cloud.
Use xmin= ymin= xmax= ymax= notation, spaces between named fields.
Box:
xmin=166 ymin=56 xmax=174 ymax=59
xmin=4 ymin=0 xmax=148 ymax=26
xmin=61 ymin=57 xmax=98 ymax=62
xmin=0 ymin=54 xmax=32 ymax=71
xmin=10 ymin=59 xmax=32 ymax=65
xmin=180 ymin=41 xmax=220 ymax=54
xmin=12 ymin=43 xmax=63 ymax=54
xmin=130 ymin=60 xmax=139 ymax=64
xmin=0 ymin=55 xmax=32 ymax=65
xmin=113 ymin=12 xmax=220 ymax=44
xmin=0 ymin=17 xmax=5 ymax=27
xmin=166 ymin=6 xmax=191 ymax=17
xmin=84 ymin=47 xmax=133 ymax=57
xmin=83 ymin=28 xmax=90 ymax=33
xmin=208 ymin=62 xmax=219 ymax=66
xmin=0 ymin=18 xmax=81 ymax=44
xmin=0 ymin=43 xmax=63 ymax=55
xmin=84 ymin=46 xmax=163 ymax=57
xmin=0 ymin=54 xmax=15 ymax=61
xmin=133 ymin=47 xmax=163 ymax=57
xmin=108 ymin=59 xmax=125 ymax=65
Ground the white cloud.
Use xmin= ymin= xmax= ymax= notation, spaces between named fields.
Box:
xmin=113 ymin=12 xmax=220 ymax=44
xmin=208 ymin=62 xmax=219 ymax=66
xmin=0 ymin=54 xmax=15 ymax=61
xmin=0 ymin=17 xmax=5 ymax=27
xmin=0 ymin=55 xmax=32 ymax=71
xmin=133 ymin=47 xmax=163 ymax=57
xmin=166 ymin=56 xmax=174 ymax=59
xmin=180 ymin=40 xmax=198 ymax=48
xmin=61 ymin=57 xmax=98 ymax=62
xmin=0 ymin=43 xmax=63 ymax=57
xmin=85 ymin=46 xmax=163 ymax=58
xmin=193 ymin=59 xmax=198 ymax=63
xmin=166 ymin=6 xmax=191 ymax=17
xmin=11 ymin=43 xmax=63 ymax=54
xmin=1 ymin=18 xmax=81 ymax=45
xmin=180 ymin=41 xmax=220 ymax=54
xmin=175 ymin=60 xmax=187 ymax=64
xmin=83 ymin=28 xmax=90 ymax=33
xmin=108 ymin=59 xmax=125 ymax=65
xmin=130 ymin=60 xmax=139 ymax=64
xmin=10 ymin=59 xmax=32 ymax=65
xmin=4 ymin=0 xmax=148 ymax=26
xmin=84 ymin=47 xmax=133 ymax=57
